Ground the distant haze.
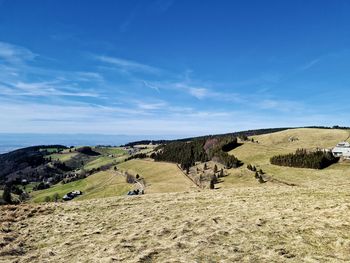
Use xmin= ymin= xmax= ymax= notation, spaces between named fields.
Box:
xmin=0 ymin=133 xmax=178 ymax=154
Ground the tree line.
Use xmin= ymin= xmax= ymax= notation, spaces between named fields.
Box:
xmin=270 ymin=149 xmax=338 ymax=169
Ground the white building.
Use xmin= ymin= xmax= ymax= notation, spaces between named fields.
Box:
xmin=332 ymin=142 xmax=350 ymax=159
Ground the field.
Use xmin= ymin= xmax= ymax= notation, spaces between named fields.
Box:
xmin=222 ymin=128 xmax=350 ymax=188
xmin=118 ymin=159 xmax=196 ymax=193
xmin=94 ymin=147 xmax=127 ymax=156
xmin=49 ymin=152 xmax=78 ymax=162
xmin=30 ymin=170 xmax=132 ymax=203
xmin=2 ymin=128 xmax=350 ymax=262
xmin=2 ymin=184 xmax=350 ymax=262
xmin=82 ymin=156 xmax=118 ymax=170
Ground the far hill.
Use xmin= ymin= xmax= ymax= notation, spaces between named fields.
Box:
xmin=4 ymin=128 xmax=350 ymax=262
xmin=2 ymin=127 xmax=350 ymax=204
xmin=0 ymin=145 xmax=68 ymax=184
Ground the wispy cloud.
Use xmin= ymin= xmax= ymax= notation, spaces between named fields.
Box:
xmin=15 ymin=81 xmax=99 ymax=97
xmin=300 ymin=58 xmax=321 ymax=71
xmin=258 ymin=99 xmax=304 ymax=112
xmin=188 ymin=87 xmax=210 ymax=99
xmin=94 ymin=55 xmax=161 ymax=74
xmin=120 ymin=0 xmax=174 ymax=32
xmin=136 ymin=100 xmax=167 ymax=110
xmin=0 ymin=42 xmax=37 ymax=64
xmin=152 ymin=0 xmax=174 ymax=13
xmin=143 ymin=81 xmax=160 ymax=92
xmin=0 ymin=42 xmax=104 ymax=100
xmin=144 ymin=80 xmax=244 ymax=102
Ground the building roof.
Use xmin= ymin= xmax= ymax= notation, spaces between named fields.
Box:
xmin=335 ymin=142 xmax=350 ymax=148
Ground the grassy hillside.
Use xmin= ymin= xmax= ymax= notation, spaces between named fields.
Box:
xmin=49 ymin=152 xmax=78 ymax=162
xmin=3 ymin=184 xmax=350 ymax=262
xmin=118 ymin=159 xmax=197 ymax=193
xmin=30 ymin=158 xmax=195 ymax=202
xmin=82 ymin=156 xmax=117 ymax=170
xmin=3 ymin=128 xmax=350 ymax=261
xmin=30 ymin=170 xmax=132 ymax=202
xmin=223 ymin=128 xmax=350 ymax=188
xmin=93 ymin=147 xmax=126 ymax=156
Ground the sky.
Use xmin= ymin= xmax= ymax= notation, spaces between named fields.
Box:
xmin=0 ymin=0 xmax=350 ymax=137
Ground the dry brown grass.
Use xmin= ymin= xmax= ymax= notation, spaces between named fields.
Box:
xmin=118 ymin=159 xmax=196 ymax=193
xmin=3 ymin=128 xmax=350 ymax=262
xmin=2 ymin=184 xmax=350 ymax=262
xmin=0 ymin=204 xmax=53 ymax=259
xmin=223 ymin=128 xmax=350 ymax=188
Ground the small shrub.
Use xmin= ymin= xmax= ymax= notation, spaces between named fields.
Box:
xmin=52 ymin=193 xmax=60 ymax=202
xmin=209 ymin=179 xmax=215 ymax=189
xmin=2 ymin=185 xmax=12 ymax=204
xmin=126 ymin=172 xmax=136 ymax=184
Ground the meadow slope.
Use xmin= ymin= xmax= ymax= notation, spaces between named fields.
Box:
xmin=2 ymin=128 xmax=350 ymax=262
xmin=117 ymin=159 xmax=196 ymax=193
xmin=223 ymin=128 xmax=350 ymax=188
xmin=2 ymin=185 xmax=350 ymax=262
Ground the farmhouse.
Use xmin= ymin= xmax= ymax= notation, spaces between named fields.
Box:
xmin=332 ymin=142 xmax=350 ymax=159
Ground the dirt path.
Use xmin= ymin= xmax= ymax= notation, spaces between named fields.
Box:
xmin=345 ymin=130 xmax=350 ymax=141
xmin=262 ymin=174 xmax=298 ymax=187
xmin=115 ymin=170 xmax=145 ymax=192
xmin=176 ymin=164 xmax=202 ymax=189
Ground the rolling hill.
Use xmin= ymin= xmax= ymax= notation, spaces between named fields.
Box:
xmin=118 ymin=159 xmax=197 ymax=193
xmin=223 ymin=128 xmax=350 ymax=188
xmin=30 ymin=170 xmax=132 ymax=203
xmin=2 ymin=127 xmax=350 ymax=262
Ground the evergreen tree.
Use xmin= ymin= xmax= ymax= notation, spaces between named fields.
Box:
xmin=3 ymin=185 xmax=12 ymax=204
xmin=219 ymin=168 xmax=224 ymax=178
xmin=258 ymin=175 xmax=265 ymax=183
xmin=255 ymin=171 xmax=259 ymax=179
xmin=210 ymin=179 xmax=215 ymax=189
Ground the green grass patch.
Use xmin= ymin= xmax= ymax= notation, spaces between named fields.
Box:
xmin=30 ymin=170 xmax=132 ymax=203
xmin=48 ymin=152 xmax=78 ymax=162
xmin=94 ymin=147 xmax=127 ymax=156
xmin=84 ymin=156 xmax=116 ymax=170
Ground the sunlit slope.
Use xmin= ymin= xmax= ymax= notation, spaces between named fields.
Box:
xmin=117 ymin=159 xmax=196 ymax=193
xmin=31 ymin=170 xmax=132 ymax=202
xmin=31 ymin=158 xmax=195 ymax=203
xmin=4 ymin=185 xmax=350 ymax=262
xmin=224 ymin=128 xmax=350 ymax=187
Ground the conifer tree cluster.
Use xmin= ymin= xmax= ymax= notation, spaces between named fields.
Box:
xmin=151 ymin=138 xmax=208 ymax=170
xmin=270 ymin=149 xmax=338 ymax=169
xmin=151 ymin=136 xmax=241 ymax=170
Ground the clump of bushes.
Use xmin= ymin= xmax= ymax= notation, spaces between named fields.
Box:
xmin=247 ymin=164 xmax=257 ymax=172
xmin=125 ymin=172 xmax=136 ymax=184
xmin=76 ymin=147 xmax=100 ymax=156
xmin=125 ymin=153 xmax=147 ymax=161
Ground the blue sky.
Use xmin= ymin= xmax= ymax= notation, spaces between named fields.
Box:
xmin=0 ymin=0 xmax=350 ymax=137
